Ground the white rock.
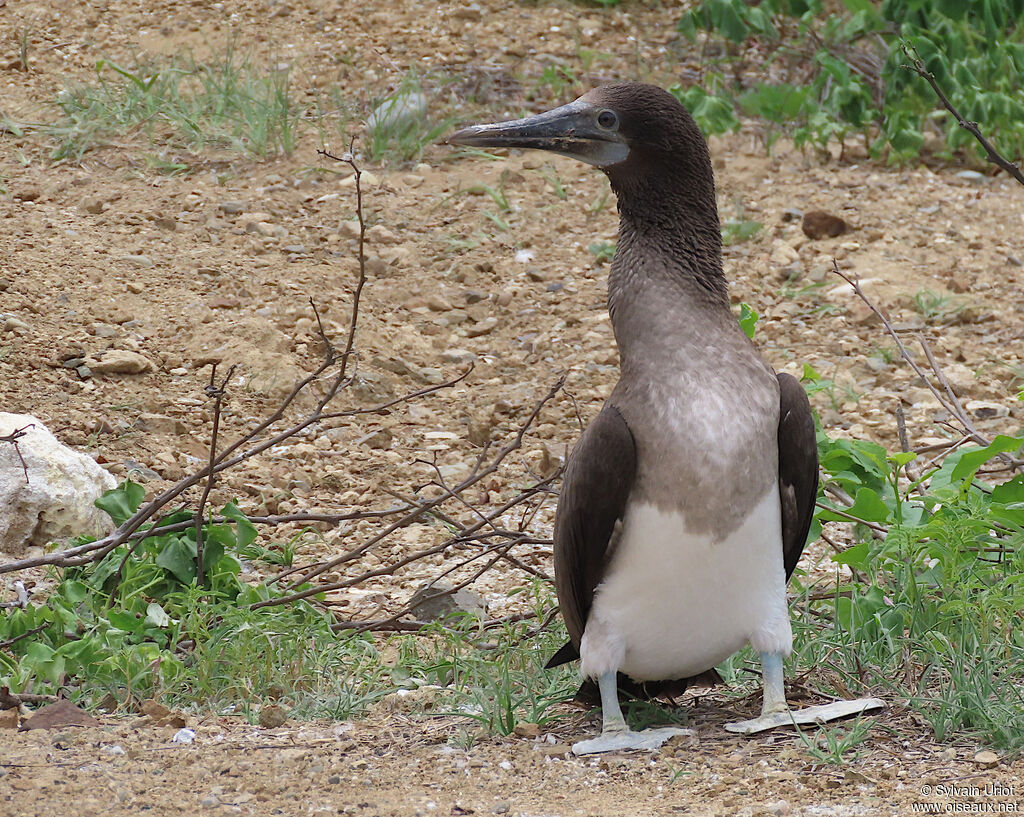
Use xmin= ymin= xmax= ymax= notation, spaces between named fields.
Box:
xmin=0 ymin=414 xmax=117 ymax=554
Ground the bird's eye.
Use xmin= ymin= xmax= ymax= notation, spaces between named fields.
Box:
xmin=597 ymin=110 xmax=619 ymax=130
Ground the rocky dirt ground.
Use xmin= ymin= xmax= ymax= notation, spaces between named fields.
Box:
xmin=2 ymin=0 xmax=1024 ymax=815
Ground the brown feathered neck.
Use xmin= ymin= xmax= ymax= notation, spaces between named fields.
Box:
xmin=589 ymin=84 xmax=728 ymax=309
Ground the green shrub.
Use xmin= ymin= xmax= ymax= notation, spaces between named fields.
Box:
xmin=678 ymin=0 xmax=1024 ymax=161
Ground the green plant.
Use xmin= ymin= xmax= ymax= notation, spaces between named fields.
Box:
xmin=678 ymin=0 xmax=1024 ymax=161
xmin=737 ymin=302 xmax=759 ymax=338
xmin=798 ymin=716 xmax=876 ymax=764
xmin=588 ymin=241 xmax=616 ymax=264
xmin=794 ymin=428 xmax=1024 ymax=750
xmin=721 ymin=218 xmax=763 ymax=245
xmin=911 ymin=288 xmax=965 ymax=322
xmin=48 ymin=47 xmax=306 ymax=162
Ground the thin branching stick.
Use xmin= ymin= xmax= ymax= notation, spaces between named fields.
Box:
xmin=901 ymin=42 xmax=1024 ymax=187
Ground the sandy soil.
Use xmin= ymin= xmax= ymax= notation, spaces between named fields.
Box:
xmin=2 ymin=0 xmax=1024 ymax=814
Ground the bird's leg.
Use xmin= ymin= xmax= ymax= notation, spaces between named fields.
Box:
xmin=725 ymin=652 xmax=885 ymax=735
xmin=571 ymin=672 xmax=693 ymax=755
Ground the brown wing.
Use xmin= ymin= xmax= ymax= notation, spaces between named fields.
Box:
xmin=777 ymin=372 xmax=819 ymax=580
xmin=546 ymin=405 xmax=636 ymax=667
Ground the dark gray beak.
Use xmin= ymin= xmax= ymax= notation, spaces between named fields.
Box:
xmin=448 ymin=99 xmax=628 ymax=168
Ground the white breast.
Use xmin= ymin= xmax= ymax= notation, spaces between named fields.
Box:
xmin=578 ymin=487 xmax=793 ymax=682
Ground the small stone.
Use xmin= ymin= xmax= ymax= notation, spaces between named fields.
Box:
xmin=466 ymin=317 xmax=498 ymax=337
xmin=427 ymin=295 xmax=453 ymax=311
xmin=768 ymin=239 xmax=800 ymax=267
xmin=802 ymin=210 xmax=850 ymax=240
xmin=282 ymin=244 xmax=307 ymax=254
xmin=417 ymin=367 xmax=445 ymax=385
xmin=2 ymin=315 xmax=30 ymax=332
xmin=408 ymin=580 xmax=486 ymax=621
xmin=974 ymin=750 xmax=999 ymax=768
xmin=356 ymin=428 xmax=392 ymax=450
xmin=118 ymin=254 xmax=155 ymax=269
xmin=86 ymin=350 xmax=154 ymax=375
xmin=467 ymin=415 xmax=493 ymax=447
xmin=367 ymin=224 xmax=398 ymax=244
xmin=780 ymin=208 xmax=803 ymax=222
xmin=327 ymin=775 xmax=341 ymax=785
xmin=337 ymin=220 xmax=360 ymax=239
xmin=513 ymin=722 xmax=540 ymax=738
xmin=0 ymin=708 xmax=18 ymax=729
xmin=492 ymin=802 xmax=510 ymax=815
xmin=966 ymin=401 xmax=1008 ymax=419
xmin=258 ymin=705 xmax=287 ymax=728
xmin=15 ymin=188 xmax=41 ymax=202
xmin=526 ymin=268 xmax=548 ymax=282
xmin=82 ymin=197 xmax=105 ymax=215
xmin=218 ymin=200 xmax=247 ymax=215
xmin=442 ymin=348 xmax=476 ymax=365
xmin=956 ymin=170 xmax=987 ymax=183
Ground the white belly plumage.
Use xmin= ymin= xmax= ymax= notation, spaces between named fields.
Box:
xmin=578 ymin=487 xmax=793 ymax=681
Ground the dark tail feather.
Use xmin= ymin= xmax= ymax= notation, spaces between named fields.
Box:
xmin=545 ymin=640 xmax=579 ymax=669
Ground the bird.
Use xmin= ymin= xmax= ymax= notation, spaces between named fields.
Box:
xmin=449 ymin=83 xmax=883 ymax=754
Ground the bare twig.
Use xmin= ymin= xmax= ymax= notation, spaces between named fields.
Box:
xmin=0 ymin=624 xmax=48 ymax=651
xmin=194 ymin=363 xmax=235 ymax=587
xmin=0 ymin=423 xmax=34 ymax=484
xmin=901 ymin=42 xmax=1024 ymax=187
xmin=319 ymin=141 xmax=367 ymax=381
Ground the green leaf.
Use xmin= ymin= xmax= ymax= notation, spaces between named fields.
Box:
xmin=832 ymin=541 xmax=870 ymax=570
xmin=737 ymin=302 xmax=759 ymax=338
xmin=155 ymin=537 xmax=197 ymax=586
xmin=950 ymin=435 xmax=1024 ymax=483
xmin=95 ymin=480 xmax=145 ymax=525
xmin=888 ymin=452 xmax=918 ymax=467
xmin=819 ymin=487 xmax=891 ymax=523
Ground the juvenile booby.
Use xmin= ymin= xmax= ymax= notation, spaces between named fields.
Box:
xmin=449 ymin=84 xmax=882 ymax=754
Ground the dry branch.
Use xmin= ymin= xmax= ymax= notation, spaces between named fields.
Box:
xmin=901 ymin=43 xmax=1024 ymax=187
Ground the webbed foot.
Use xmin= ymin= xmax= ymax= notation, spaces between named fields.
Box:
xmin=572 ymin=726 xmax=694 ymax=755
xmin=725 ymin=697 xmax=885 ymax=735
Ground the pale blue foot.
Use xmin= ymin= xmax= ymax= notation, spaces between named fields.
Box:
xmin=724 ymin=652 xmax=885 ymax=734
xmin=572 ymin=725 xmax=694 ymax=755
xmin=572 ymin=671 xmax=693 ymax=755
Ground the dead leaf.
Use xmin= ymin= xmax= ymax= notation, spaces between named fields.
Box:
xmin=22 ymin=699 xmax=99 ymax=730
xmin=140 ymin=699 xmax=171 ymax=720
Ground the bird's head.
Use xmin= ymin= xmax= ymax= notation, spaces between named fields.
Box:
xmin=448 ymin=83 xmax=711 ymax=193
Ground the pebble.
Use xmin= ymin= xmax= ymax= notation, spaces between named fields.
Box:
xmin=282 ymin=244 xmax=307 ymax=254
xmin=956 ymin=170 xmax=987 ymax=183
xmin=442 ymin=348 xmax=476 ymax=365
xmin=802 ymin=210 xmax=850 ymax=239
xmin=119 ymin=254 xmax=155 ymax=269
xmin=2 ymin=315 xmax=30 ymax=332
xmin=466 ymin=317 xmax=498 ymax=337
xmin=218 ymin=200 xmax=247 ymax=214
xmin=258 ymin=705 xmax=288 ymax=728
xmin=974 ymin=750 xmax=999 ymax=768
xmin=172 ymin=728 xmax=196 ymax=744
xmin=966 ymin=400 xmax=1008 ymax=419
xmin=87 ymin=350 xmax=155 ymax=375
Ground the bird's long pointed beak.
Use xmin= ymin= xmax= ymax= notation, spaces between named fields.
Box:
xmin=448 ymin=99 xmax=628 ymax=167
